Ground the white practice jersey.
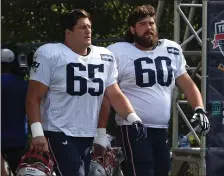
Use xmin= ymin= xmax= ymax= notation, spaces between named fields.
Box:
xmin=107 ymin=39 xmax=186 ymax=128
xmin=30 ymin=43 xmax=118 ymax=137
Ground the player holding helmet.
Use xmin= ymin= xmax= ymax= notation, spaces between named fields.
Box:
xmin=94 ymin=4 xmax=210 ymax=176
xmin=26 ymin=9 xmax=147 ymax=176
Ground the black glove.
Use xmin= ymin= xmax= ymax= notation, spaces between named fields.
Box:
xmin=132 ymin=121 xmax=147 ymax=142
xmin=191 ymin=107 xmax=210 ymax=136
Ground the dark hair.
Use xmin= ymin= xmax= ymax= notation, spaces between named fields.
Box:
xmin=125 ymin=5 xmax=156 ymax=43
xmin=61 ymin=9 xmax=90 ymax=32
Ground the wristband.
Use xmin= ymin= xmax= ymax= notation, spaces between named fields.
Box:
xmin=96 ymin=128 xmax=106 ymax=137
xmin=93 ymin=136 xmax=111 ymax=148
xmin=94 ymin=128 xmax=111 ymax=148
xmin=31 ymin=122 xmax=44 ymax=138
xmin=194 ymin=106 xmax=205 ymax=111
xmin=127 ymin=113 xmax=142 ymax=123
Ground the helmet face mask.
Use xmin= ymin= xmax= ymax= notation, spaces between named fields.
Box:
xmin=16 ymin=149 xmax=54 ymax=176
xmin=89 ymin=147 xmax=125 ymax=176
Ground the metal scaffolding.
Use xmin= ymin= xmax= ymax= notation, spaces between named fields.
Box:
xmin=170 ymin=0 xmax=208 ymax=175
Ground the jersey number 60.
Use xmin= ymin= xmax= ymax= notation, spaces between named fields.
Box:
xmin=134 ymin=56 xmax=173 ymax=87
xmin=66 ymin=63 xmax=104 ymax=96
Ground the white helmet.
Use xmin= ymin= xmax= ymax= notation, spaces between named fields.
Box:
xmin=17 ymin=167 xmax=49 ymax=176
xmin=16 ymin=149 xmax=54 ymax=176
xmin=1 ymin=48 xmax=15 ymax=63
xmin=88 ymin=147 xmax=124 ymax=176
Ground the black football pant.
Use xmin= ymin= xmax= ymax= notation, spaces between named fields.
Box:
xmin=45 ymin=131 xmax=94 ymax=176
xmin=119 ymin=126 xmax=171 ymax=176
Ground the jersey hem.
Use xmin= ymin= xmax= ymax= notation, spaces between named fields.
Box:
xmin=116 ymin=123 xmax=168 ymax=128
xmin=43 ymin=129 xmax=97 ymax=137
xmin=175 ymin=70 xmax=187 ymax=79
xmin=106 ymin=80 xmax=117 ymax=88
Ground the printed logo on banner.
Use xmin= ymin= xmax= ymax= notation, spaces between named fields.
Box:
xmin=211 ymin=20 xmax=224 ymax=56
xmin=211 ymin=101 xmax=222 ymax=115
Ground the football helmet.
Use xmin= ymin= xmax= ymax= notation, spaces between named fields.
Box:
xmin=89 ymin=147 xmax=124 ymax=176
xmin=16 ymin=149 xmax=54 ymax=176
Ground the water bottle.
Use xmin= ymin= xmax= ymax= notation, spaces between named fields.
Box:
xmin=179 ymin=135 xmax=190 ymax=148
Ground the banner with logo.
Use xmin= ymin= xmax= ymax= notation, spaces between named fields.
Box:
xmin=207 ymin=0 xmax=224 ymax=102
xmin=206 ymin=1 xmax=224 ymax=175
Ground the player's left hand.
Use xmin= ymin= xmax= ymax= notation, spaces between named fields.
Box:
xmin=191 ymin=107 xmax=210 ymax=136
xmin=132 ymin=121 xmax=147 ymax=142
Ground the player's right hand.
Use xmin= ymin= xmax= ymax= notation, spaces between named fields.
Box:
xmin=30 ymin=136 xmax=49 ymax=152
xmin=93 ymin=143 xmax=107 ymax=157
xmin=93 ymin=132 xmax=111 ymax=157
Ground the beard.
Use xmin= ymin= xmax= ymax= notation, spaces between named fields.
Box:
xmin=133 ymin=30 xmax=158 ymax=48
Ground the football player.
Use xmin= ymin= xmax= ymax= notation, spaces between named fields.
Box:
xmin=26 ymin=9 xmax=147 ymax=176
xmin=94 ymin=5 xmax=210 ymax=176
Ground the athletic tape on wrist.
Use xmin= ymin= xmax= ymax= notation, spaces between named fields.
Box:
xmin=194 ymin=106 xmax=204 ymax=111
xmin=94 ymin=128 xmax=111 ymax=148
xmin=94 ymin=136 xmax=111 ymax=148
xmin=96 ymin=128 xmax=106 ymax=137
xmin=31 ymin=122 xmax=44 ymax=138
xmin=127 ymin=113 xmax=142 ymax=124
